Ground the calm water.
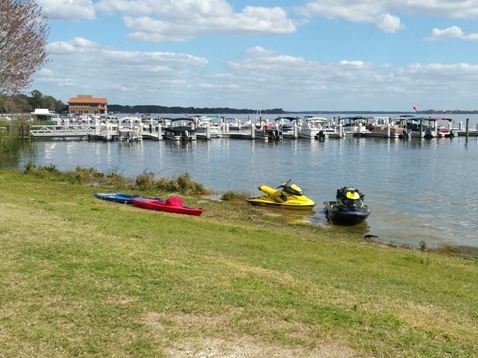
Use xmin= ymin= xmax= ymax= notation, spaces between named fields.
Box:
xmin=13 ymin=114 xmax=478 ymax=252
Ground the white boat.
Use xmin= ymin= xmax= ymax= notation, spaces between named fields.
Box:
xmin=118 ymin=127 xmax=142 ymax=142
xmin=273 ymin=116 xmax=301 ymax=139
xmin=188 ymin=115 xmax=222 ymax=139
xmin=298 ymin=116 xmax=327 ymax=139
xmin=428 ymin=117 xmax=455 ymax=138
xmin=224 ymin=117 xmax=242 ymax=131
xmin=223 ymin=117 xmax=252 ymax=131
xmin=338 ymin=116 xmax=371 ymax=136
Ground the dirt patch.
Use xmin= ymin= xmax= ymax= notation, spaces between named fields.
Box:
xmin=165 ymin=337 xmax=360 ymax=357
xmin=142 ymin=312 xmax=362 ymax=358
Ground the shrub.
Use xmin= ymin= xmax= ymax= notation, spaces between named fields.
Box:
xmin=0 ymin=125 xmax=24 ymax=155
xmin=221 ymin=190 xmax=248 ymax=202
xmin=435 ymin=245 xmax=461 ymax=256
xmin=22 ymin=166 xmax=209 ymax=196
xmin=134 ymin=172 xmax=208 ymax=195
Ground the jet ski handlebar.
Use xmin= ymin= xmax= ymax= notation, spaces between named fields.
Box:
xmin=276 ymin=179 xmax=292 ymax=189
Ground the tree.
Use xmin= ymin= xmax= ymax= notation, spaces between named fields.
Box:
xmin=0 ymin=0 xmax=49 ymax=95
xmin=29 ymin=89 xmax=45 ymax=109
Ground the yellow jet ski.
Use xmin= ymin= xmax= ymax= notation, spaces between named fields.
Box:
xmin=246 ymin=179 xmax=316 ymax=209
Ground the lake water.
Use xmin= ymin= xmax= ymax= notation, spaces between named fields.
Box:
xmin=13 ymin=113 xmax=478 ymax=253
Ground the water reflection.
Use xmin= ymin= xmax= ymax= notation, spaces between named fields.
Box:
xmin=248 ymin=205 xmax=317 ymax=225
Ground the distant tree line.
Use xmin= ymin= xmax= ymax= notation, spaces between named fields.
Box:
xmin=0 ymin=90 xmax=68 ymax=113
xmin=107 ymin=104 xmax=285 ymax=115
xmin=2 ymin=91 xmax=478 ymax=116
xmin=0 ymin=90 xmax=66 ymax=114
xmin=416 ymin=109 xmax=478 ymax=115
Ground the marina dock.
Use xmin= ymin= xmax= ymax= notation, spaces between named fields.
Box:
xmin=23 ymin=117 xmax=478 ymax=141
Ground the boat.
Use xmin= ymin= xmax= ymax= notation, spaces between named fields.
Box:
xmin=298 ymin=116 xmax=327 ymax=139
xmin=359 ymin=117 xmax=406 ymax=138
xmin=400 ymin=116 xmax=436 ymax=138
xmin=132 ymin=196 xmax=203 ymax=216
xmin=93 ymin=192 xmax=162 ymax=205
xmin=246 ymin=179 xmax=315 ymax=209
xmin=324 ymin=186 xmax=370 ymax=225
xmin=94 ymin=192 xmax=139 ymax=204
xmin=274 ymin=116 xmax=301 ymax=139
xmin=428 ymin=117 xmax=455 ymax=138
xmin=163 ymin=117 xmax=197 ymax=141
xmin=188 ymin=115 xmax=222 ymax=139
xmin=224 ymin=117 xmax=247 ymax=131
xmin=253 ymin=117 xmax=282 ymax=140
xmin=338 ymin=116 xmax=371 ymax=136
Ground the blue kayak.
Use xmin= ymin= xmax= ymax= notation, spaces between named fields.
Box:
xmin=94 ymin=192 xmax=164 ymax=205
xmin=93 ymin=192 xmax=140 ymax=204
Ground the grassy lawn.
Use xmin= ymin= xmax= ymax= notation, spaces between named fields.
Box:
xmin=0 ymin=169 xmax=477 ymax=357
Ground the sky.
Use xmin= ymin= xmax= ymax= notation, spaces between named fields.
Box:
xmin=30 ymin=0 xmax=478 ymax=112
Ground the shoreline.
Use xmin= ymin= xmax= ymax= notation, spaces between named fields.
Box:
xmin=1 ymin=167 xmax=477 ymax=356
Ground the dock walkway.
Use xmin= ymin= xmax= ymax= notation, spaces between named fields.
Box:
xmin=24 ymin=123 xmax=478 ymax=141
xmin=29 ymin=124 xmax=162 ymax=141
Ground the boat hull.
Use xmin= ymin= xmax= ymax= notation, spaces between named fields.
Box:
xmin=246 ymin=196 xmax=315 ymax=209
xmin=247 ymin=182 xmax=316 ymax=209
xmin=94 ymin=192 xmax=163 ymax=205
xmin=324 ymin=201 xmax=370 ymax=225
xmin=94 ymin=192 xmax=138 ymax=204
xmin=132 ymin=197 xmax=203 ymax=216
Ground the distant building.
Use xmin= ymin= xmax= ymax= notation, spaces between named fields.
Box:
xmin=68 ymin=95 xmax=107 ymax=115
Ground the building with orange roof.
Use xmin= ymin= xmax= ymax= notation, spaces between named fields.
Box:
xmin=68 ymin=95 xmax=107 ymax=115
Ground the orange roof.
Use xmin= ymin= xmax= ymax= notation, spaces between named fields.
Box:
xmin=68 ymin=95 xmax=107 ymax=104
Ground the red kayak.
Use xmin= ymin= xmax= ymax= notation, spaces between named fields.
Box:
xmin=132 ymin=196 xmax=203 ymax=216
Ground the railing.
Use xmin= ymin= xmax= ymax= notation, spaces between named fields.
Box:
xmin=28 ymin=124 xmax=153 ymax=141
xmin=29 ymin=125 xmax=97 ymax=138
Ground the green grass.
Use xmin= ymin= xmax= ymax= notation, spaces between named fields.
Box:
xmin=0 ymin=169 xmax=477 ymax=357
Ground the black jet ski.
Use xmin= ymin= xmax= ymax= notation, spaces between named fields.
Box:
xmin=324 ymin=186 xmax=370 ymax=225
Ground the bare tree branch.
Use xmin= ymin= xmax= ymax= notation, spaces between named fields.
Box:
xmin=0 ymin=0 xmax=50 ymax=95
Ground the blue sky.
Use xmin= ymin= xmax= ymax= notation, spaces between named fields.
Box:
xmin=32 ymin=0 xmax=478 ymax=111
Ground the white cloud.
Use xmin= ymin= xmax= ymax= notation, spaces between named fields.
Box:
xmin=396 ymin=0 xmax=478 ymax=18
xmin=29 ymin=1 xmax=478 ymax=110
xmin=295 ymin=1 xmax=404 ymax=33
xmin=298 ymin=0 xmax=478 ymax=19
xmin=95 ymin=0 xmax=296 ymax=42
xmin=295 ymin=0 xmax=478 ymax=33
xmin=34 ymin=38 xmax=478 ymax=110
xmin=462 ymin=33 xmax=478 ymax=41
xmin=425 ymin=26 xmax=464 ymax=40
xmin=37 ymin=0 xmax=95 ymax=20
xmin=221 ymin=48 xmax=478 ymax=110
xmin=34 ymin=38 xmax=208 ymax=105
xmin=375 ymin=13 xmax=403 ymax=33
xmin=423 ymin=25 xmax=478 ymax=41
xmin=32 ymin=43 xmax=478 ymax=110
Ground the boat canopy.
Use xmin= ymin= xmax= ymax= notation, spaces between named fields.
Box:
xmin=274 ymin=116 xmax=300 ymax=122
xmin=401 ymin=116 xmax=428 ymax=121
xmin=304 ymin=116 xmax=327 ymax=123
xmin=339 ymin=116 xmax=369 ymax=120
xmin=169 ymin=117 xmax=196 ymax=124
xmin=428 ymin=117 xmax=453 ymax=122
